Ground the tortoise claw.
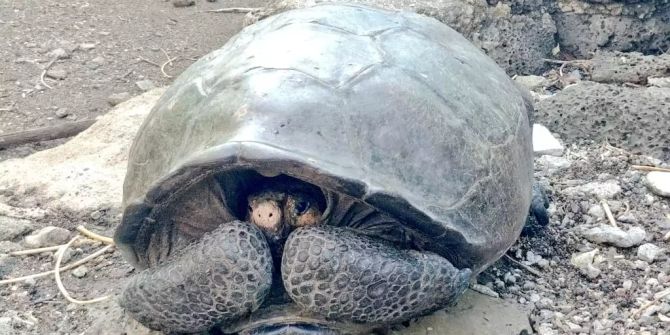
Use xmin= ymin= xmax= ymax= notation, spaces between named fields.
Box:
xmin=281 ymin=225 xmax=471 ymax=324
xmin=119 ymin=221 xmax=273 ymax=333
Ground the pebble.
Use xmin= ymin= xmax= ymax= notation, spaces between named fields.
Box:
xmin=646 ymin=171 xmax=670 ymax=197
xmin=79 ymin=43 xmax=96 ymax=51
xmin=72 ymin=265 xmax=88 ymax=278
xmin=88 ymin=56 xmax=106 ymax=69
xmin=622 ymin=280 xmax=633 ymax=290
xmin=648 ymin=77 xmax=670 ymax=88
xmin=135 ymin=80 xmax=156 ymax=91
xmin=587 ymin=204 xmax=605 ymax=219
xmin=55 ymin=108 xmax=69 ymax=118
xmin=53 ymin=247 xmax=74 ymax=264
xmin=536 ymin=155 xmax=571 ymax=175
xmin=47 ymin=48 xmax=69 ymax=59
xmin=532 ymin=124 xmax=564 ymax=156
xmin=582 ymin=225 xmax=646 ymax=248
xmin=23 ymin=277 xmax=36 ymax=288
xmin=106 ymin=92 xmax=131 ymax=106
xmin=0 ymin=216 xmax=34 ymax=241
xmin=46 ymin=69 xmax=67 ymax=80
xmin=617 ymin=211 xmax=638 ymax=224
xmin=23 ymin=226 xmax=72 ymax=248
xmin=563 ymin=180 xmax=622 ymax=199
xmin=514 ymin=75 xmax=549 ymax=92
xmin=571 ymin=249 xmax=601 ymax=278
xmin=173 ymin=0 xmax=195 ymax=7
xmin=637 ymin=243 xmax=665 ymax=263
xmin=504 ymin=271 xmax=517 ymax=284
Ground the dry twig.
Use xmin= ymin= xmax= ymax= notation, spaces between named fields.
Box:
xmin=632 ymin=165 xmax=670 ymax=173
xmin=159 ymin=48 xmax=179 ymax=78
xmin=633 ymin=288 xmax=670 ymax=318
xmin=138 ymin=56 xmax=161 ymax=67
xmin=0 ymin=245 xmax=113 ymax=285
xmin=54 ymin=236 xmax=110 ymax=304
xmin=205 ymin=7 xmax=262 ymax=14
xmin=76 ymin=225 xmax=115 ymax=245
xmin=40 ymin=58 xmax=58 ymax=89
xmin=600 ymin=200 xmax=618 ymax=228
xmin=504 ymin=254 xmax=542 ymax=277
xmin=9 ymin=245 xmax=63 ymax=256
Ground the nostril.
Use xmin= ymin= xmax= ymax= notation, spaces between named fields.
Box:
xmin=269 ymin=213 xmax=273 ymax=217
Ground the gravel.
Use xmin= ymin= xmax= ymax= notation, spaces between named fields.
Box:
xmin=0 ymin=217 xmax=34 ymax=241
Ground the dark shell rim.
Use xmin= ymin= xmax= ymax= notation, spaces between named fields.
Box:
xmin=114 ymin=141 xmax=470 ymax=269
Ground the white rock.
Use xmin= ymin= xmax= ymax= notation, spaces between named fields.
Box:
xmin=532 ymin=124 xmax=564 ymax=156
xmin=536 ymin=155 xmax=571 ymax=175
xmin=646 ymin=171 xmax=670 ymax=197
xmin=514 ymin=75 xmax=549 ymax=92
xmin=582 ymin=225 xmax=646 ymax=248
xmin=563 ymin=180 xmax=622 ymax=199
xmin=638 ymin=243 xmax=665 ymax=263
xmin=135 ymin=80 xmax=156 ymax=92
xmin=648 ymin=77 xmax=670 ymax=88
xmin=571 ymin=249 xmax=601 ymax=279
xmin=72 ymin=265 xmax=88 ymax=278
xmin=23 ymin=226 xmax=71 ymax=248
xmin=0 ymin=89 xmax=166 ymax=215
xmin=587 ymin=204 xmax=604 ymax=219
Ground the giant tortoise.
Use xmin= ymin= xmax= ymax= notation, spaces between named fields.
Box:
xmin=114 ymin=3 xmax=544 ymax=334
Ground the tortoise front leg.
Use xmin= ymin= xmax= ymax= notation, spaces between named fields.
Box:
xmin=281 ymin=225 xmax=471 ymax=324
xmin=120 ymin=221 xmax=273 ymax=333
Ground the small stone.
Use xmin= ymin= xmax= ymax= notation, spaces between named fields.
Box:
xmin=563 ymin=180 xmax=622 ymax=199
xmin=504 ymin=271 xmax=517 ymax=284
xmin=646 ymin=172 xmax=670 ymax=197
xmin=0 ymin=216 xmax=34 ymax=241
xmin=637 ymin=243 xmax=665 ymax=263
xmin=79 ymin=43 xmax=96 ymax=51
xmin=533 ymin=124 xmax=564 ymax=156
xmin=72 ymin=266 xmax=88 ymax=278
xmin=648 ymin=77 xmax=670 ymax=88
xmin=536 ymin=155 xmax=571 ymax=175
xmin=106 ymin=92 xmax=131 ymax=106
xmin=46 ymin=69 xmax=67 ymax=80
xmin=587 ymin=204 xmax=605 ymax=219
xmin=617 ymin=211 xmax=637 ymax=224
xmin=537 ymin=258 xmax=550 ymax=269
xmin=53 ymin=247 xmax=74 ymax=264
xmin=514 ymin=75 xmax=549 ymax=92
xmin=523 ymin=281 xmax=536 ymax=290
xmin=530 ymin=293 xmax=541 ymax=303
xmin=47 ymin=48 xmax=69 ymax=59
xmin=634 ymin=260 xmax=650 ymax=271
xmin=88 ymin=56 xmax=106 ymax=69
xmin=24 ymin=226 xmax=72 ymax=248
xmin=571 ymin=249 xmax=601 ymax=279
xmin=536 ymin=323 xmax=557 ymax=335
xmin=135 ymin=80 xmax=156 ymax=92
xmin=173 ymin=0 xmax=195 ymax=7
xmin=55 ymin=108 xmax=69 ymax=118
xmin=622 ymin=280 xmax=633 ymax=290
xmin=582 ymin=225 xmax=646 ymax=248
xmin=494 ymin=279 xmax=505 ymax=289
xmin=23 ymin=277 xmax=36 ymax=288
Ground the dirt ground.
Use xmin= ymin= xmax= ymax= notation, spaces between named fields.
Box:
xmin=0 ymin=0 xmax=267 ymax=161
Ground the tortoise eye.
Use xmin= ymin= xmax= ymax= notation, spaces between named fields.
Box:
xmin=295 ymin=200 xmax=310 ymax=215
